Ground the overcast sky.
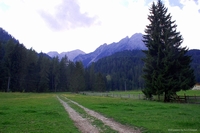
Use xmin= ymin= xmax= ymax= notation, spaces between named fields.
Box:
xmin=0 ymin=0 xmax=199 ymax=53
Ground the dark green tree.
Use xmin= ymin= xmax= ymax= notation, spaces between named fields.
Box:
xmin=37 ymin=53 xmax=50 ymax=92
xmin=74 ymin=61 xmax=85 ymax=92
xmin=68 ymin=61 xmax=85 ymax=92
xmin=10 ymin=43 xmax=27 ymax=92
xmin=58 ymin=56 xmax=70 ymax=91
xmin=25 ymin=48 xmax=38 ymax=92
xmin=50 ymin=56 xmax=60 ymax=92
xmin=0 ymin=42 xmax=7 ymax=91
xmin=142 ymin=0 xmax=195 ymax=102
xmin=88 ymin=63 xmax=95 ymax=91
xmin=94 ymin=72 xmax=107 ymax=92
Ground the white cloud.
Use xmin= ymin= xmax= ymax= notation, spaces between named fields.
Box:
xmin=39 ymin=0 xmax=99 ymax=31
xmin=0 ymin=0 xmax=199 ymax=53
xmin=167 ymin=0 xmax=200 ymax=49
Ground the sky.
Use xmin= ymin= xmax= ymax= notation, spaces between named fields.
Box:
xmin=0 ymin=0 xmax=199 ymax=53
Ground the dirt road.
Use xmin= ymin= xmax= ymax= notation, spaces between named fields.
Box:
xmin=57 ymin=96 xmax=99 ymax=133
xmin=57 ymin=96 xmax=141 ymax=133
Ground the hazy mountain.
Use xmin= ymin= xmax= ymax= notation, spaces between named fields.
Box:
xmin=47 ymin=51 xmax=59 ymax=57
xmin=47 ymin=49 xmax=85 ymax=61
xmin=74 ymin=33 xmax=146 ymax=66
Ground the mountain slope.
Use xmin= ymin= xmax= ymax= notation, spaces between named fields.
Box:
xmin=47 ymin=49 xmax=85 ymax=60
xmin=0 ymin=27 xmax=19 ymax=44
xmin=74 ymin=33 xmax=146 ymax=66
xmin=88 ymin=49 xmax=200 ymax=90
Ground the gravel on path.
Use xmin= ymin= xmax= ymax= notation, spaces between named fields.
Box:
xmin=64 ymin=97 xmax=141 ymax=133
xmin=57 ymin=96 xmax=100 ymax=133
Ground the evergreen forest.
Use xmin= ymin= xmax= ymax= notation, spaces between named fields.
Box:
xmin=0 ymin=27 xmax=200 ymax=93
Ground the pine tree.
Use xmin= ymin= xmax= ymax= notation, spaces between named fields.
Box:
xmin=94 ymin=72 xmax=106 ymax=92
xmin=50 ymin=56 xmax=60 ymax=92
xmin=59 ymin=55 xmax=70 ymax=91
xmin=25 ymin=48 xmax=38 ymax=92
xmin=37 ymin=53 xmax=50 ymax=92
xmin=142 ymin=0 xmax=195 ymax=102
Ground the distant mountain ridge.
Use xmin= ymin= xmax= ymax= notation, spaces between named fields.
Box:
xmin=47 ymin=49 xmax=85 ymax=61
xmin=74 ymin=33 xmax=146 ymax=66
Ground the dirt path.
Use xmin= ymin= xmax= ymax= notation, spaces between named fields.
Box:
xmin=61 ymin=96 xmax=141 ymax=133
xmin=57 ymin=96 xmax=100 ymax=133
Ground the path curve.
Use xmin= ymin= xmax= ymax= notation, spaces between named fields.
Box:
xmin=65 ymin=97 xmax=141 ymax=133
xmin=57 ymin=96 xmax=99 ymax=133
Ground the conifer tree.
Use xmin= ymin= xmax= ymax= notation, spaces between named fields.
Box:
xmin=142 ymin=0 xmax=195 ymax=102
xmin=59 ymin=56 xmax=69 ymax=91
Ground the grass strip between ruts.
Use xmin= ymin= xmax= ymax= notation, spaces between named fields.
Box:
xmin=59 ymin=95 xmax=117 ymax=133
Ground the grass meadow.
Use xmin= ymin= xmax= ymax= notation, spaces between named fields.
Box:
xmin=0 ymin=93 xmax=79 ymax=133
xmin=62 ymin=90 xmax=200 ymax=133
xmin=0 ymin=90 xmax=199 ymax=133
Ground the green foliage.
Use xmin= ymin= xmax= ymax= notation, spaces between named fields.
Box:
xmin=142 ymin=0 xmax=195 ymax=102
xmin=58 ymin=56 xmax=70 ymax=91
xmin=0 ymin=32 xmax=104 ymax=92
xmin=69 ymin=61 xmax=86 ymax=92
xmin=91 ymin=50 xmax=145 ymax=91
xmin=94 ymin=72 xmax=107 ymax=92
xmin=37 ymin=53 xmax=50 ymax=92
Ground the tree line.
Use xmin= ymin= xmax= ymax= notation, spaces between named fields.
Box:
xmin=91 ymin=50 xmax=145 ymax=91
xmin=0 ymin=35 xmax=107 ymax=92
xmin=90 ymin=49 xmax=200 ymax=92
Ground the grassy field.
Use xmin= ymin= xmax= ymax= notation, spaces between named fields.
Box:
xmin=111 ymin=89 xmax=200 ymax=95
xmin=63 ymin=93 xmax=200 ymax=133
xmin=177 ymin=90 xmax=200 ymax=96
xmin=0 ymin=93 xmax=79 ymax=133
xmin=1 ymin=91 xmax=200 ymax=133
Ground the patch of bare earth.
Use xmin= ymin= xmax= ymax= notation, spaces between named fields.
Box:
xmin=63 ymin=97 xmax=141 ymax=133
xmin=57 ymin=96 xmax=99 ymax=133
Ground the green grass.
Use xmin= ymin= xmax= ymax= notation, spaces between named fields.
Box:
xmin=177 ymin=90 xmax=200 ymax=96
xmin=63 ymin=93 xmax=200 ymax=133
xmin=110 ymin=90 xmax=143 ymax=94
xmin=0 ymin=93 xmax=79 ymax=133
xmin=85 ymin=89 xmax=200 ymax=97
xmin=1 ymin=92 xmax=199 ymax=133
xmin=110 ymin=89 xmax=200 ymax=96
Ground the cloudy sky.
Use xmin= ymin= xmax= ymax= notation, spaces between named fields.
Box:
xmin=0 ymin=0 xmax=199 ymax=53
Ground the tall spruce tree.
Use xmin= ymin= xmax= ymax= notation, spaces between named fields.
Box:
xmin=142 ymin=0 xmax=195 ymax=102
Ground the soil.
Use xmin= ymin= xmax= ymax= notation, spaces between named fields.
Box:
xmin=57 ymin=96 xmax=141 ymax=133
xmin=57 ymin=96 xmax=99 ymax=133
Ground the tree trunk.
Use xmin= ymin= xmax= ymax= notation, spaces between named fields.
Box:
xmin=164 ymin=91 xmax=170 ymax=102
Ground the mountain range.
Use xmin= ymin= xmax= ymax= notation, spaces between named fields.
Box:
xmin=47 ymin=49 xmax=85 ymax=61
xmin=47 ymin=33 xmax=146 ymax=66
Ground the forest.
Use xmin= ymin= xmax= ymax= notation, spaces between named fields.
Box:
xmin=0 ymin=27 xmax=200 ymax=92
xmin=0 ymin=28 xmax=107 ymax=92
xmin=0 ymin=40 xmax=107 ymax=92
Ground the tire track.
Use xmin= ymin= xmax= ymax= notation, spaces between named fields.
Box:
xmin=64 ymin=97 xmax=141 ymax=133
xmin=57 ymin=96 xmax=99 ymax=133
